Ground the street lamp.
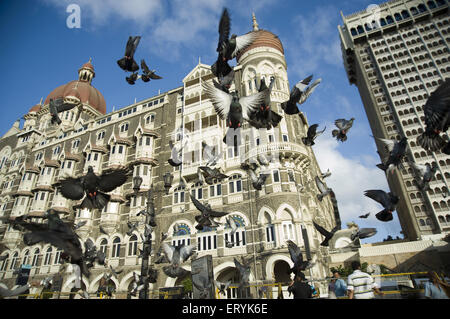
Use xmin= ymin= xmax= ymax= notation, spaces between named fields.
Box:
xmin=163 ymin=172 xmax=174 ymax=195
xmin=138 ymin=174 xmax=172 ymax=299
xmin=133 ymin=176 xmax=143 ymax=195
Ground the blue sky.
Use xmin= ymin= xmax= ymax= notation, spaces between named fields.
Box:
xmin=0 ymin=0 xmax=404 ymax=243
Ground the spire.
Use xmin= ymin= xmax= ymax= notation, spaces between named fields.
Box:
xmin=252 ymin=12 xmax=259 ymax=31
xmin=39 ymin=97 xmax=43 ymax=105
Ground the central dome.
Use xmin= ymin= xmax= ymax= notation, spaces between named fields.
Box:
xmin=236 ymin=29 xmax=284 ymax=62
xmin=43 ymin=59 xmax=106 ymax=115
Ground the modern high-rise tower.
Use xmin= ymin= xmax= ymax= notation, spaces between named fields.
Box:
xmin=338 ymin=0 xmax=449 ymax=241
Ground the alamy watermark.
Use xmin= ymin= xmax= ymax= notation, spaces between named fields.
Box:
xmin=66 ymin=4 xmax=81 ymax=29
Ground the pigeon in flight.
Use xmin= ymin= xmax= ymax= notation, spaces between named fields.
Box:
xmin=247 ymin=167 xmax=269 ymax=191
xmin=224 ymin=216 xmax=239 ymax=248
xmin=9 ymin=215 xmax=90 ymax=278
xmin=73 ymin=220 xmax=87 ymax=230
xmin=286 ymin=240 xmax=314 ymax=274
xmin=168 ymin=139 xmax=188 ymax=167
xmin=59 ymin=166 xmax=128 ymax=210
xmin=202 ymin=81 xmax=269 ymax=129
xmin=358 ymin=212 xmax=370 ymax=219
xmin=190 ymin=194 xmax=229 ymax=230
xmin=213 ymin=69 xmax=235 ymax=94
xmin=117 ymin=36 xmax=141 ymax=72
xmin=140 ymin=59 xmax=162 ymax=82
xmin=312 ymin=221 xmax=341 ymax=247
xmin=374 ymin=136 xmax=408 ymax=174
xmin=216 ymin=8 xmax=258 ymax=62
xmin=161 ymin=242 xmax=196 ymax=279
xmin=234 ymin=257 xmax=251 ymax=291
xmin=199 ymin=166 xmax=228 ymax=185
xmin=315 ymin=176 xmax=332 ymax=201
xmin=83 ymin=238 xmax=106 ymax=268
xmin=281 ymin=75 xmax=322 ymax=115
xmin=129 ymin=272 xmax=145 ymax=296
xmin=49 ymin=98 xmax=77 ymax=125
xmin=364 ymin=190 xmax=399 ymax=222
xmin=192 ymin=269 xmax=213 ymax=299
xmin=247 ymin=77 xmax=282 ymax=129
xmin=202 ymin=141 xmax=223 ymax=167
xmin=410 ymin=162 xmax=438 ymax=191
xmin=350 ymin=227 xmax=378 ymax=241
xmin=214 ymin=280 xmax=232 ymax=296
xmin=126 ymin=72 xmax=140 ymax=85
xmin=416 ymin=79 xmax=450 ymax=154
xmin=321 ymin=169 xmax=332 ymax=179
xmin=161 ymin=242 xmax=196 ymax=268
xmin=126 ymin=221 xmax=140 ymax=236
xmin=332 ymin=118 xmax=355 ymax=142
xmin=302 ymin=124 xmax=326 ymax=146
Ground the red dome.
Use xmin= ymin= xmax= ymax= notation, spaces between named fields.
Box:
xmin=44 ymin=80 xmax=106 ymax=114
xmin=236 ymin=29 xmax=284 ymax=62
xmin=81 ymin=61 xmax=94 ymax=71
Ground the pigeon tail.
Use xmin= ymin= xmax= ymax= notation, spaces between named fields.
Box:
xmin=332 ymin=129 xmax=339 ymax=137
xmin=417 ymin=130 xmax=445 ymax=151
xmin=375 ymin=209 xmax=393 ymax=222
xmin=376 ymin=163 xmax=386 ymax=171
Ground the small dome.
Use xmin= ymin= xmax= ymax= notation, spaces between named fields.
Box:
xmin=236 ymin=29 xmax=284 ymax=62
xmin=44 ymin=80 xmax=106 ymax=114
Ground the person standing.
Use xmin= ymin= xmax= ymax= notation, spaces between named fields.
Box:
xmin=424 ymin=271 xmax=450 ymax=299
xmin=288 ymin=272 xmax=312 ymax=299
xmin=328 ymin=271 xmax=347 ymax=299
xmin=347 ymin=261 xmax=383 ymax=299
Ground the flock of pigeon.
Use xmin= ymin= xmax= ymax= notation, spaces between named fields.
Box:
xmin=2 ymin=5 xmax=449 ymax=299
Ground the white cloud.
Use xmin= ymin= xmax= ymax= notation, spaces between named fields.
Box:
xmin=286 ymin=5 xmax=343 ymax=77
xmin=311 ymin=129 xmax=403 ymax=241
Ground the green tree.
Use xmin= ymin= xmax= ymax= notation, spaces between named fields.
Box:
xmin=182 ymin=277 xmax=192 ymax=293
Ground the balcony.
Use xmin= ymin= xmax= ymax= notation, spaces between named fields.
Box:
xmin=244 ymin=142 xmax=309 ymax=163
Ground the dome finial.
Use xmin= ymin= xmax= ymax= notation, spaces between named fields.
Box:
xmin=252 ymin=12 xmax=259 ymax=31
xmin=39 ymin=97 xmax=43 ymax=105
xmin=88 ymin=57 xmax=92 ymax=63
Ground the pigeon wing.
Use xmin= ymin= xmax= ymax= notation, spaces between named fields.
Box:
xmin=98 ymin=169 xmax=128 ymax=192
xmin=334 ymin=119 xmax=348 ymax=130
xmin=190 ymin=194 xmax=208 ymax=214
xmin=59 ymin=178 xmax=85 ymax=200
xmin=140 ymin=59 xmax=150 ymax=73
xmin=423 ymin=78 xmax=450 ymax=130
xmin=217 ymin=8 xmax=231 ymax=52
xmin=240 ymin=89 xmax=270 ymax=121
xmin=315 ymin=176 xmax=327 ymax=193
xmin=202 ymin=81 xmax=232 ymax=120
xmin=232 ymin=32 xmax=258 ymax=58
xmin=364 ymin=190 xmax=389 ymax=208
xmin=374 ymin=136 xmax=396 ymax=153
xmin=410 ymin=162 xmax=428 ymax=177
xmin=161 ymin=242 xmax=175 ymax=263
xmin=179 ymin=244 xmax=196 ymax=263
xmin=312 ymin=221 xmax=331 ymax=238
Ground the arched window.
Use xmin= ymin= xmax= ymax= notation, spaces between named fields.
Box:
xmin=0 ymin=254 xmax=8 ymax=271
xmin=54 ymin=249 xmax=62 ymax=265
xmin=386 ymin=16 xmax=394 ymax=24
xmin=100 ymin=239 xmax=108 ymax=256
xmin=22 ymin=250 xmax=30 ymax=265
xmin=351 ymin=28 xmax=357 ymax=36
xmin=418 ymin=4 xmax=427 ymax=12
xmin=427 ymin=1 xmax=437 ymax=9
xmin=419 ymin=219 xmax=425 ymax=226
xmin=10 ymin=252 xmax=19 ymax=270
xmin=43 ymin=247 xmax=52 ymax=265
xmin=97 ymin=131 xmax=105 ymax=141
xmin=394 ymin=13 xmax=402 ymax=21
xmin=410 ymin=7 xmax=419 ymax=15
xmin=112 ymin=237 xmax=121 ymax=258
xmin=31 ymin=249 xmax=40 ymax=267
xmin=128 ymin=235 xmax=138 ymax=256
xmin=357 ymin=25 xmax=364 ymax=34
xmin=438 ymin=215 xmax=445 ymax=223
